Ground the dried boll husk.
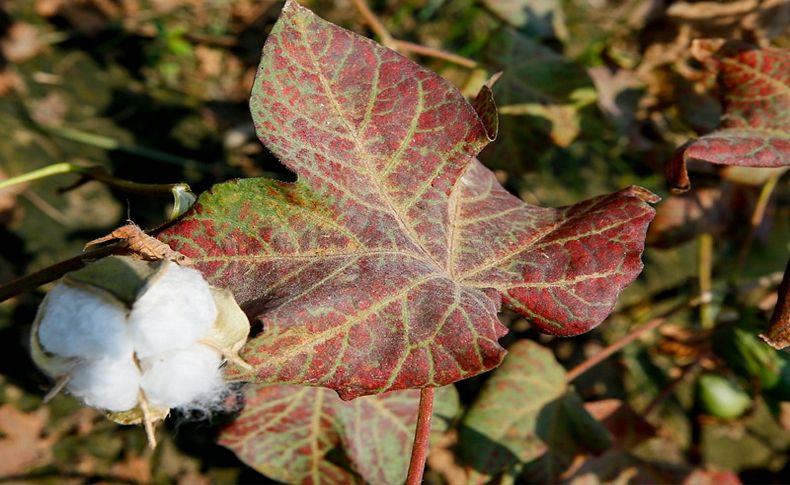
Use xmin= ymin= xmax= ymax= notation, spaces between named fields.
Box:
xmin=30 ymin=255 xmax=250 ymax=447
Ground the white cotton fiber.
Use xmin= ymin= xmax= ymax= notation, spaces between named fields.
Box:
xmin=38 ymin=283 xmax=130 ymax=360
xmin=140 ymin=345 xmax=224 ymax=409
xmin=128 ymin=263 xmax=217 ymax=359
xmin=68 ymin=353 xmax=141 ymax=411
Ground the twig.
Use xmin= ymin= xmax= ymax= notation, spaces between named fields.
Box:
xmin=0 ymin=244 xmax=120 ymax=303
xmin=0 ymin=162 xmax=196 ymax=220
xmin=566 ymin=317 xmax=666 ymax=382
xmin=350 ymin=0 xmax=478 ymax=68
xmin=733 ymin=174 xmax=781 ymax=280
xmin=0 ymin=162 xmax=188 ymax=196
xmin=698 ymin=232 xmax=714 ymax=329
xmin=391 ymin=40 xmax=478 ymax=69
xmin=350 ymin=0 xmax=394 ymax=47
xmin=406 ymin=387 xmax=435 ymax=485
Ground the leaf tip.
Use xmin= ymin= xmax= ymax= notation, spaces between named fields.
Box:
xmin=624 ymin=185 xmax=661 ymax=204
xmin=472 ymin=75 xmax=500 ymax=141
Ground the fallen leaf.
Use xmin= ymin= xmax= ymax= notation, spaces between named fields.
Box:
xmin=0 ymin=405 xmax=55 ymax=475
xmin=1 ymin=22 xmax=43 ymax=63
xmin=109 ymin=453 xmax=152 ymax=483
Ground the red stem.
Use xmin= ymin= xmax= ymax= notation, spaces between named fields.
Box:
xmin=406 ymin=387 xmax=435 ymax=485
xmin=566 ymin=317 xmax=665 ymax=382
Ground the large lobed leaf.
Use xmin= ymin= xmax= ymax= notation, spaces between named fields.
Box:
xmin=159 ymin=0 xmax=657 ymax=398
xmin=669 ymin=39 xmax=790 ymax=192
xmin=217 ymin=385 xmax=459 ymax=484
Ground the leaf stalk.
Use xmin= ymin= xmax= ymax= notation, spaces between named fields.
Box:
xmin=406 ymin=387 xmax=435 ymax=485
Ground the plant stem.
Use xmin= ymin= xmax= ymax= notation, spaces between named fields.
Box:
xmin=0 ymin=244 xmax=119 ymax=303
xmin=1 ymin=162 xmax=183 ymax=195
xmin=351 ymin=0 xmax=478 ymax=68
xmin=733 ymin=173 xmax=781 ymax=281
xmin=698 ymin=232 xmax=714 ymax=329
xmin=0 ymin=162 xmax=196 ymax=220
xmin=0 ymin=162 xmax=77 ymax=189
xmin=566 ymin=317 xmax=666 ymax=382
xmin=391 ymin=40 xmax=478 ymax=68
xmin=406 ymin=387 xmax=435 ymax=485
xmin=350 ymin=0 xmax=394 ymax=47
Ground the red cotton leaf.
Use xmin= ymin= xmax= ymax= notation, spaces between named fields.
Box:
xmin=158 ymin=0 xmax=657 ymax=399
xmin=218 ymin=384 xmax=459 ymax=484
xmin=669 ymin=39 xmax=790 ymax=192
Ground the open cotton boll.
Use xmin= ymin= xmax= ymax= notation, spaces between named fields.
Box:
xmin=128 ymin=262 xmax=217 ymax=359
xmin=68 ymin=353 xmax=141 ymax=411
xmin=140 ymin=345 xmax=225 ymax=409
xmin=38 ymin=283 xmax=130 ymax=360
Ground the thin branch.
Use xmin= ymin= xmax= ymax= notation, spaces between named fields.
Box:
xmin=0 ymin=162 xmax=188 ymax=196
xmin=406 ymin=387 xmax=435 ymax=485
xmin=566 ymin=317 xmax=666 ymax=382
xmin=392 ymin=40 xmax=478 ymax=69
xmin=0 ymin=244 xmax=120 ymax=303
xmin=351 ymin=0 xmax=478 ymax=68
xmin=350 ymin=0 xmax=394 ymax=47
xmin=1 ymin=162 xmax=197 ymax=221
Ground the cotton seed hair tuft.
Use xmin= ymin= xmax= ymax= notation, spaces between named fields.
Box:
xmin=30 ymin=255 xmax=250 ymax=446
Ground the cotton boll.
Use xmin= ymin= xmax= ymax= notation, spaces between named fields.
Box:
xmin=68 ymin=353 xmax=141 ymax=411
xmin=140 ymin=346 xmax=225 ymax=409
xmin=129 ymin=263 xmax=217 ymax=359
xmin=38 ymin=283 xmax=130 ymax=360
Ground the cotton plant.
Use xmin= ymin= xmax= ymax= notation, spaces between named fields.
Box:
xmin=30 ymin=255 xmax=250 ymax=447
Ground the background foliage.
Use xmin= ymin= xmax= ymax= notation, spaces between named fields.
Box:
xmin=0 ymin=0 xmax=787 ymax=483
